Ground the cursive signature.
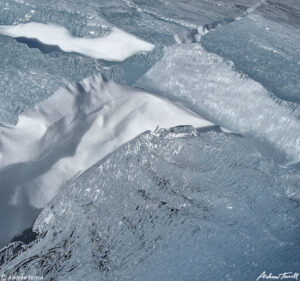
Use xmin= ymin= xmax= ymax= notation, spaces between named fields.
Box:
xmin=257 ymin=272 xmax=299 ymax=281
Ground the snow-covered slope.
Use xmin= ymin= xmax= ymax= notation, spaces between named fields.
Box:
xmin=0 ymin=22 xmax=154 ymax=61
xmin=0 ymin=73 xmax=213 ymax=247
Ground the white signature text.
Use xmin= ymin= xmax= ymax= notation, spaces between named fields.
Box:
xmin=257 ymin=272 xmax=299 ymax=281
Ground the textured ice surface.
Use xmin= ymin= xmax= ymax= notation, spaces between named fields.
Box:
xmin=2 ymin=0 xmax=298 ymax=124
xmin=256 ymin=0 xmax=300 ymax=27
xmin=0 ymin=0 xmax=300 ymax=280
xmin=137 ymin=44 xmax=300 ymax=164
xmin=201 ymin=14 xmax=300 ymax=102
xmin=0 ymin=22 xmax=154 ymax=60
xmin=0 ymin=127 xmax=299 ymax=281
xmin=0 ymin=74 xmax=212 ymax=247
xmin=2 ymin=0 xmax=250 ymax=44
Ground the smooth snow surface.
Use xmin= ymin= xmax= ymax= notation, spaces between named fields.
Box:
xmin=0 ymin=74 xmax=213 ymax=246
xmin=0 ymin=22 xmax=155 ymax=61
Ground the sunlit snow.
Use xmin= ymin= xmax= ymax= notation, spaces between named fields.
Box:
xmin=0 ymin=22 xmax=154 ymax=61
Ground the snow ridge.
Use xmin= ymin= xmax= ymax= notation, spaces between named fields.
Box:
xmin=0 ymin=73 xmax=213 ymax=247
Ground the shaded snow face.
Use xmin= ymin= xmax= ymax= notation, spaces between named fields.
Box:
xmin=0 ymin=74 xmax=212 ymax=247
xmin=1 ymin=127 xmax=299 ymax=281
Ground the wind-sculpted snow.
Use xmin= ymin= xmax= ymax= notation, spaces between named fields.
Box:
xmin=137 ymin=44 xmax=300 ymax=165
xmin=0 ymin=74 xmax=213 ymax=247
xmin=0 ymin=22 xmax=154 ymax=61
xmin=0 ymin=127 xmax=299 ymax=281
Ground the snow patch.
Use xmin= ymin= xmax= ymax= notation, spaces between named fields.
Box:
xmin=0 ymin=22 xmax=155 ymax=61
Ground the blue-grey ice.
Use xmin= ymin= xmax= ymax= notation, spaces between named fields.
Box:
xmin=0 ymin=0 xmax=299 ymax=280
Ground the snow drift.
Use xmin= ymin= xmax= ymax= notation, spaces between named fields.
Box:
xmin=0 ymin=73 xmax=213 ymax=247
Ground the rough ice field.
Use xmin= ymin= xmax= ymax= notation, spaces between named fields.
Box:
xmin=201 ymin=13 xmax=300 ymax=102
xmin=0 ymin=0 xmax=299 ymax=280
xmin=1 ymin=127 xmax=299 ymax=281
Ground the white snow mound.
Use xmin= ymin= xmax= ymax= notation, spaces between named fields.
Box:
xmin=0 ymin=22 xmax=155 ymax=61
